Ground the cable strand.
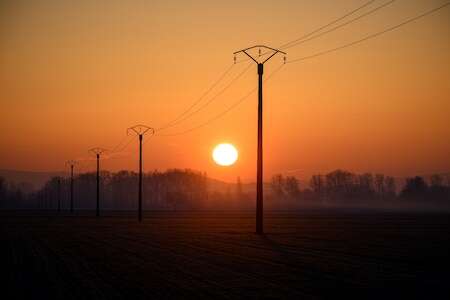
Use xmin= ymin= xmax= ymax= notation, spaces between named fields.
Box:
xmin=282 ymin=0 xmax=396 ymax=50
xmin=287 ymin=2 xmax=450 ymax=64
xmin=157 ymin=63 xmax=235 ymax=130
xmin=156 ymin=63 xmax=285 ymax=137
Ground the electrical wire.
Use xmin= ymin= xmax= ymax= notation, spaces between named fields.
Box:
xmin=158 ymin=1 xmax=383 ymax=127
xmin=113 ymin=136 xmax=134 ymax=153
xmin=110 ymin=134 xmax=132 ymax=153
xmin=157 ymin=63 xmax=235 ymax=130
xmin=279 ymin=0 xmax=377 ymax=49
xmin=156 ymin=62 xmax=252 ymax=132
xmin=63 ymin=1 xmax=450 ymax=154
xmin=156 ymin=63 xmax=286 ymax=137
xmin=286 ymin=1 xmax=450 ymax=64
xmin=185 ymin=0 xmax=449 ymax=137
xmin=235 ymin=0 xmax=378 ymax=64
xmin=142 ymin=132 xmax=154 ymax=146
xmin=282 ymin=0 xmax=396 ymax=50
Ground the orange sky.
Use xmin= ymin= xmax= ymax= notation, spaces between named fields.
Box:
xmin=1 ymin=0 xmax=449 ymax=182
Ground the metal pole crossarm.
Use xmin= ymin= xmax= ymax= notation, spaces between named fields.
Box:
xmin=233 ymin=45 xmax=286 ymax=55
xmin=127 ymin=125 xmax=155 ymax=137
xmin=65 ymin=160 xmax=78 ymax=167
xmin=88 ymin=147 xmax=108 ymax=156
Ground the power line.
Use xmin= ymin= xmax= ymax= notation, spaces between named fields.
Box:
xmin=282 ymin=0 xmax=397 ymax=50
xmin=157 ymin=5 xmax=434 ymax=139
xmin=156 ymin=63 xmax=285 ymax=137
xmin=71 ymin=134 xmax=134 ymax=169
xmin=112 ymin=135 xmax=134 ymax=153
xmin=157 ymin=62 xmax=253 ymax=132
xmin=143 ymin=131 xmax=154 ymax=146
xmin=157 ymin=63 xmax=235 ymax=131
xmin=287 ymin=2 xmax=450 ymax=64
xmin=157 ymin=87 xmax=256 ymax=137
xmin=108 ymin=3 xmax=430 ymax=143
xmin=61 ymin=1 xmax=450 ymax=168
xmin=279 ymin=0 xmax=377 ymax=49
xmin=153 ymin=1 xmax=390 ymax=131
xmin=236 ymin=0 xmax=377 ymax=64
xmin=110 ymin=134 xmax=133 ymax=153
xmin=75 ymin=160 xmax=87 ymax=173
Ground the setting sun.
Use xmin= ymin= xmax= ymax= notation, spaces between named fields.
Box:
xmin=212 ymin=143 xmax=238 ymax=166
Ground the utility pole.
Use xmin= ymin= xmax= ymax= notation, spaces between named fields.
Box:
xmin=57 ymin=177 xmax=61 ymax=213
xmin=89 ymin=148 xmax=107 ymax=217
xmin=66 ymin=160 xmax=77 ymax=214
xmin=233 ymin=45 xmax=286 ymax=234
xmin=127 ymin=125 xmax=155 ymax=222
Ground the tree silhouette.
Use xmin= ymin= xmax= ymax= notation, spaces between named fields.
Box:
xmin=284 ymin=176 xmax=300 ymax=200
xmin=401 ymin=176 xmax=428 ymax=200
xmin=271 ymin=174 xmax=285 ymax=199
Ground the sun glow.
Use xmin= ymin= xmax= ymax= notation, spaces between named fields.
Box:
xmin=212 ymin=143 xmax=238 ymax=166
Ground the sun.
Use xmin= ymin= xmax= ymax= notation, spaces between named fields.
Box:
xmin=212 ymin=143 xmax=238 ymax=166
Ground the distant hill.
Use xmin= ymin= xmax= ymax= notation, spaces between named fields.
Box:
xmin=0 ymin=169 xmax=66 ymax=191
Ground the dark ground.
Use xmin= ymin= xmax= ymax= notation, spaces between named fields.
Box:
xmin=1 ymin=210 xmax=449 ymax=299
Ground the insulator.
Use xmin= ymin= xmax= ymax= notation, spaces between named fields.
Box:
xmin=283 ymin=56 xmax=286 ymax=64
xmin=258 ymin=48 xmax=261 ymax=56
xmin=234 ymin=55 xmax=236 ymax=64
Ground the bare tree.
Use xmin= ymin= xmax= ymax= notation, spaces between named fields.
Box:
xmin=271 ymin=174 xmax=285 ymax=199
xmin=325 ymin=170 xmax=354 ymax=200
xmin=375 ymin=174 xmax=385 ymax=198
xmin=236 ymin=176 xmax=243 ymax=202
xmin=310 ymin=175 xmax=323 ymax=193
xmin=430 ymin=174 xmax=443 ymax=187
xmin=284 ymin=176 xmax=300 ymax=200
xmin=384 ymin=176 xmax=396 ymax=198
xmin=401 ymin=176 xmax=428 ymax=200
xmin=358 ymin=173 xmax=374 ymax=196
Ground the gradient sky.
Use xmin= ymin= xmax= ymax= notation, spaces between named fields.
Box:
xmin=1 ymin=0 xmax=449 ymax=182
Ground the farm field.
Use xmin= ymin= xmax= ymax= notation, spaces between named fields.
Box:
xmin=1 ymin=210 xmax=449 ymax=299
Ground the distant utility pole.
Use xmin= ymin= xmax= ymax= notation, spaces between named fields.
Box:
xmin=127 ymin=125 xmax=155 ymax=222
xmin=89 ymin=148 xmax=107 ymax=217
xmin=66 ymin=160 xmax=77 ymax=214
xmin=233 ymin=45 xmax=286 ymax=235
xmin=57 ymin=177 xmax=61 ymax=213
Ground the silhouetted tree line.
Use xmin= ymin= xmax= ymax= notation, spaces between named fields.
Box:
xmin=308 ymin=170 xmax=397 ymax=202
xmin=0 ymin=176 xmax=33 ymax=209
xmin=270 ymin=170 xmax=450 ymax=205
xmin=1 ymin=169 xmax=449 ymax=210
xmin=400 ymin=175 xmax=450 ymax=202
xmin=0 ymin=169 xmax=208 ymax=210
xmin=1 ymin=169 xmax=252 ymax=210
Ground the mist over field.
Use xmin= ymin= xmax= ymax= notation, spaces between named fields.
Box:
xmin=1 ymin=168 xmax=448 ymax=212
